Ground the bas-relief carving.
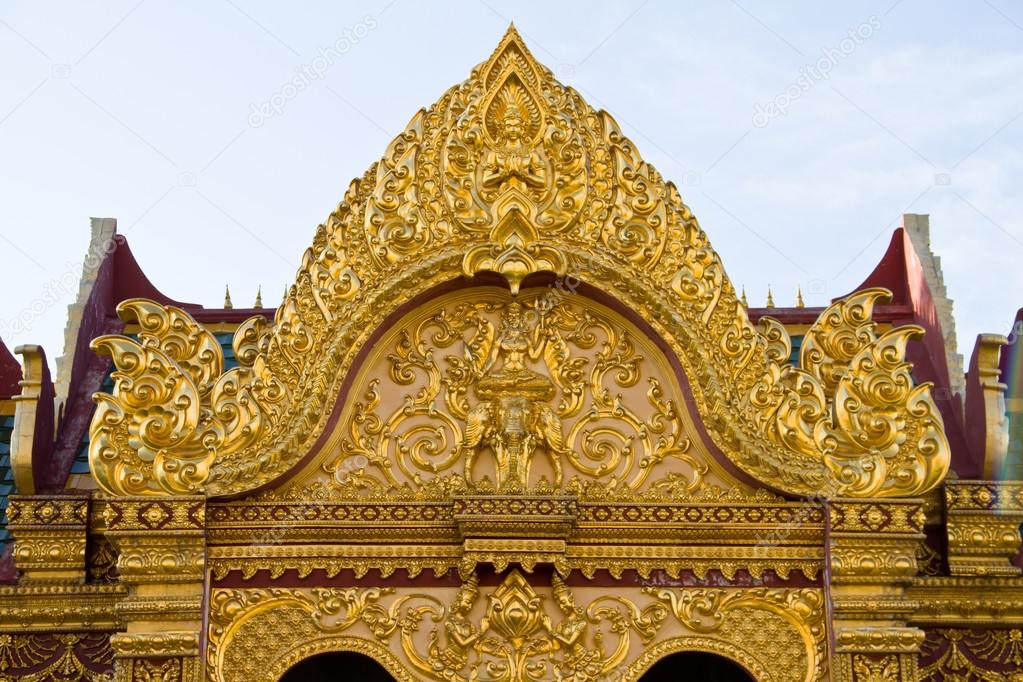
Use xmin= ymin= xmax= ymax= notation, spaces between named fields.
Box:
xmin=207 ymin=570 xmax=827 ymax=682
xmin=919 ymin=628 xmax=1023 ymax=681
xmin=0 ymin=633 xmax=113 ymax=681
xmin=279 ymin=287 xmax=732 ymax=499
xmin=86 ymin=27 xmax=949 ymax=500
xmin=63 ymin=24 xmax=967 ymax=682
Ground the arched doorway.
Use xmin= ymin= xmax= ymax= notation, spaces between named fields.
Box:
xmin=279 ymin=651 xmax=396 ymax=681
xmin=639 ymin=651 xmax=755 ymax=681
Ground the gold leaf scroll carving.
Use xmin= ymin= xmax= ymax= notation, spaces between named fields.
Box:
xmin=207 ymin=571 xmax=827 ymax=682
xmin=308 ymin=288 xmax=713 ymax=497
xmin=88 ymin=27 xmax=949 ymax=499
xmin=747 ymin=288 xmax=949 ymax=497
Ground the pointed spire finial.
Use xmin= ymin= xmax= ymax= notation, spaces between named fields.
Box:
xmin=224 ymin=285 xmax=233 ymax=309
xmin=499 ymin=22 xmax=519 ymax=42
xmin=254 ymin=286 xmax=263 ymax=309
xmin=740 ymin=286 xmax=748 ymax=307
xmin=795 ymin=287 xmax=805 ymax=308
xmin=765 ymin=286 xmax=775 ymax=308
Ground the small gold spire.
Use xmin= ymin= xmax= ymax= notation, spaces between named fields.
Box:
xmin=224 ymin=285 xmax=233 ymax=309
xmin=254 ymin=286 xmax=263 ymax=309
xmin=740 ymin=287 xmax=748 ymax=307
xmin=765 ymin=286 xmax=775 ymax=308
xmin=795 ymin=287 xmax=805 ymax=308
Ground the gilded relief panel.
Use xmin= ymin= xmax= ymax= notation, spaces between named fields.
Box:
xmin=0 ymin=632 xmax=114 ymax=681
xmin=207 ymin=571 xmax=827 ymax=682
xmin=919 ymin=628 xmax=1023 ymax=681
xmin=275 ymin=286 xmax=748 ymax=499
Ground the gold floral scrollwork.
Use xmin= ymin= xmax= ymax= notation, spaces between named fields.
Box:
xmin=89 ymin=299 xmax=268 ymax=496
xmin=647 ymin=586 xmax=828 ymax=682
xmin=86 ymin=27 xmax=950 ymax=499
xmin=319 ymin=290 xmax=702 ymax=498
xmin=206 ymin=585 xmax=396 ymax=677
xmin=209 ymin=577 xmax=827 ymax=682
xmin=399 ymin=570 xmax=649 ymax=682
xmin=209 ymin=571 xmax=675 ymax=682
xmin=748 ymin=287 xmax=950 ymax=498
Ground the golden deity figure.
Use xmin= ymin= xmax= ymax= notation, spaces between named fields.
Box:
xmin=481 ymin=87 xmax=546 ymax=197
xmin=546 ymin=574 xmax=601 ymax=681
xmin=461 ymin=301 xmax=566 ymax=491
xmin=430 ymin=573 xmax=487 ymax=679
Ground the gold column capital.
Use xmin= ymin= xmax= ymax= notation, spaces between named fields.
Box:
xmin=945 ymin=479 xmax=1023 ymax=577
xmin=7 ymin=494 xmax=90 ymax=582
xmin=101 ymin=495 xmax=207 ymax=682
xmin=827 ymin=498 xmax=926 ymax=682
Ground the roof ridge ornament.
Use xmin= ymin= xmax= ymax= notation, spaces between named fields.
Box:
xmin=87 ymin=28 xmax=950 ymax=498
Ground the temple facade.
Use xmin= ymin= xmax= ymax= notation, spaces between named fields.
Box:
xmin=1 ymin=28 xmax=1022 ymax=682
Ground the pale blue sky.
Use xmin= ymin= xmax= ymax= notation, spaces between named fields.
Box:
xmin=1 ymin=1 xmax=1021 ymax=372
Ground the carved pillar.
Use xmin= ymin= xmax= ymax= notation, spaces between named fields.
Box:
xmin=945 ymin=480 xmax=1023 ymax=577
xmin=102 ymin=495 xmax=206 ymax=682
xmin=7 ymin=494 xmax=90 ymax=582
xmin=828 ymin=498 xmax=926 ymax=682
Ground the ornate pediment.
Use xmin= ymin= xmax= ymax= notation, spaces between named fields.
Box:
xmin=271 ymin=286 xmax=741 ymax=501
xmin=87 ymin=27 xmax=950 ymax=500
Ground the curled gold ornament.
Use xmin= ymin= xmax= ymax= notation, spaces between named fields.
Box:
xmin=751 ymin=289 xmax=950 ymax=497
xmin=89 ymin=298 xmax=268 ymax=496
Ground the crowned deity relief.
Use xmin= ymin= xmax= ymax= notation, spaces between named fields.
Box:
xmin=423 ymin=570 xmax=608 ymax=682
xmin=316 ymin=287 xmax=706 ymax=500
xmin=442 ymin=60 xmax=587 ymax=242
xmin=430 ymin=573 xmax=488 ymax=679
xmin=547 ymin=574 xmax=603 ymax=680
xmin=460 ymin=301 xmax=567 ymax=492
xmin=480 ymin=83 xmax=547 ymax=198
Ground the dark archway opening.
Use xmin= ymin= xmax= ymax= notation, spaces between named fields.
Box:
xmin=639 ymin=651 xmax=755 ymax=681
xmin=279 ymin=651 xmax=396 ymax=681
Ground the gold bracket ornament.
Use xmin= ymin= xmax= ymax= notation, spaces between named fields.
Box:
xmin=461 ymin=197 xmax=568 ymax=295
xmin=87 ymin=27 xmax=950 ymax=500
xmin=748 ymin=288 xmax=950 ymax=497
xmin=6 ymin=495 xmax=90 ymax=582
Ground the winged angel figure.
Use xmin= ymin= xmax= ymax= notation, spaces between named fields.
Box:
xmin=460 ymin=301 xmax=568 ymax=492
